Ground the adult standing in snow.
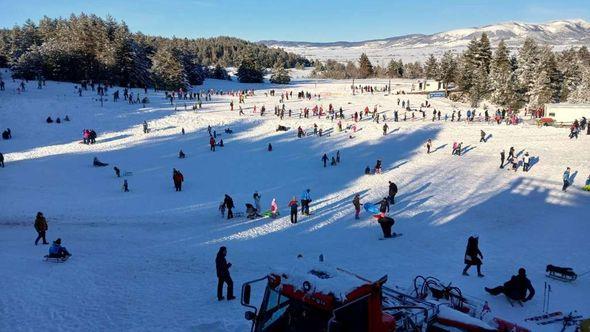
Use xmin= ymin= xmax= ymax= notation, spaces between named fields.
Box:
xmin=301 ymin=189 xmax=311 ymax=215
xmin=462 ymin=236 xmax=484 ymax=277
xmin=522 ymin=153 xmax=530 ymax=172
xmin=215 ymin=246 xmax=235 ymax=301
xmin=173 ymin=168 xmax=184 ymax=191
xmin=508 ymin=147 xmax=515 ymax=160
xmin=562 ymin=167 xmax=571 ymax=192
xmin=322 ymin=153 xmax=328 ymax=167
xmin=352 ymin=194 xmax=361 ymax=219
xmin=253 ymin=191 xmax=261 ymax=214
xmin=480 ymin=130 xmax=487 ymax=143
xmin=210 ymin=136 xmax=216 ymax=151
xmin=34 ymin=212 xmax=49 ymax=245
xmin=142 ymin=121 xmax=149 ymax=134
xmin=426 ymin=139 xmax=432 ymax=154
xmin=485 ymin=268 xmax=535 ymax=303
xmin=500 ymin=150 xmax=505 ymax=169
xmin=288 ymin=197 xmax=299 ymax=223
xmin=388 ymin=181 xmax=398 ymax=204
xmin=224 ymin=194 xmax=234 ymax=219
xmin=382 ymin=123 xmax=388 ymax=136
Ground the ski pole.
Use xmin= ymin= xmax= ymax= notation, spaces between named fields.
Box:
xmin=543 ymin=281 xmax=547 ymax=313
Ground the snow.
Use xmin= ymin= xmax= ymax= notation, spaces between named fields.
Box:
xmin=1 ymin=70 xmax=589 ymax=331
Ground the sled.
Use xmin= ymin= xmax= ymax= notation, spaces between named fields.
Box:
xmin=493 ymin=317 xmax=530 ymax=332
xmin=363 ymin=203 xmax=380 ymax=215
xmin=379 ymin=233 xmax=403 ymax=240
xmin=44 ymin=255 xmax=69 ymax=263
xmin=505 ymin=295 xmax=523 ymax=307
xmin=546 ymin=265 xmax=577 ymax=282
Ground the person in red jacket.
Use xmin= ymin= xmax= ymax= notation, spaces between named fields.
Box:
xmin=210 ymin=136 xmax=216 ymax=151
xmin=173 ymin=168 xmax=184 ymax=191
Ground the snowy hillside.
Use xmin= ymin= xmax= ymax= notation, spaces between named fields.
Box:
xmin=262 ymin=19 xmax=590 ymax=64
xmin=1 ymin=72 xmax=589 ymax=331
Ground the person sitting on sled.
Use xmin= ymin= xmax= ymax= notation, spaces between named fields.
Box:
xmin=485 ymin=268 xmax=535 ymax=303
xmin=48 ymin=238 xmax=71 ymax=259
xmin=245 ymin=203 xmax=261 ymax=219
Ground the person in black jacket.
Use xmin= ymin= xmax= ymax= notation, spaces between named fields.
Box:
xmin=485 ymin=268 xmax=535 ymax=303
xmin=224 ymin=195 xmax=234 ymax=219
xmin=388 ymin=181 xmax=398 ymax=204
xmin=462 ymin=236 xmax=484 ymax=277
xmin=216 ymin=246 xmax=235 ymax=301
xmin=379 ymin=197 xmax=390 ymax=214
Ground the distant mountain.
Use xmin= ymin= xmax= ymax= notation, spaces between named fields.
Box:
xmin=261 ymin=19 xmax=590 ymax=65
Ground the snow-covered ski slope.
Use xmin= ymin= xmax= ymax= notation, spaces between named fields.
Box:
xmin=1 ymin=72 xmax=589 ymax=331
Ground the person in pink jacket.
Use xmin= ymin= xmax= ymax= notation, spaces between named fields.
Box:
xmin=270 ymin=198 xmax=279 ymax=218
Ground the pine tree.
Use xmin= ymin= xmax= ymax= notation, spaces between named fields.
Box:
xmin=528 ymin=46 xmax=561 ymax=106
xmin=237 ymin=53 xmax=264 ymax=83
xmin=150 ymin=47 xmax=188 ymax=90
xmin=357 ymin=53 xmax=373 ymax=78
xmin=568 ymin=65 xmax=590 ymax=103
xmin=437 ymin=51 xmax=457 ymax=94
xmin=269 ymin=64 xmax=291 ymax=84
xmin=516 ymin=37 xmax=539 ymax=103
xmin=458 ymin=38 xmax=480 ymax=92
xmin=489 ymin=40 xmax=519 ymax=108
xmin=424 ymin=54 xmax=439 ymax=79
xmin=478 ymin=32 xmax=492 ymax=73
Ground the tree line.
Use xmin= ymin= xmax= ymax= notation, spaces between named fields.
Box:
xmin=0 ymin=14 xmax=309 ymax=90
xmin=311 ymin=34 xmax=590 ymax=108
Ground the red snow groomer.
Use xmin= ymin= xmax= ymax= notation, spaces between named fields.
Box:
xmin=240 ymin=260 xmax=509 ymax=332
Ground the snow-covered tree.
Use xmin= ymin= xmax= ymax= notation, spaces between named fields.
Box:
xmin=568 ymin=65 xmax=590 ymax=103
xmin=489 ymin=40 xmax=519 ymax=108
xmin=269 ymin=65 xmax=291 ymax=84
xmin=424 ymin=54 xmax=439 ymax=79
xmin=516 ymin=37 xmax=539 ymax=102
xmin=150 ymin=47 xmax=188 ymax=90
xmin=478 ymin=32 xmax=492 ymax=74
xmin=437 ymin=51 xmax=458 ymax=94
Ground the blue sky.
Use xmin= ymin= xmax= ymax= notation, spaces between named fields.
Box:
xmin=0 ymin=0 xmax=588 ymax=42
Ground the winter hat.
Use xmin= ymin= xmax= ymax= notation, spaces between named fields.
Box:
xmin=55 ymin=238 xmax=61 ymax=244
xmin=518 ymin=268 xmax=526 ymax=276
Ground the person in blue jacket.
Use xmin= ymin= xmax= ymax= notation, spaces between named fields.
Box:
xmin=301 ymin=189 xmax=311 ymax=215
xmin=48 ymin=238 xmax=71 ymax=259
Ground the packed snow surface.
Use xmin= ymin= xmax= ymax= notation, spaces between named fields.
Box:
xmin=1 ymin=71 xmax=589 ymax=331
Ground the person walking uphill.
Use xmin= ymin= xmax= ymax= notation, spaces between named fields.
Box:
xmin=215 ymin=246 xmax=235 ymax=301
xmin=322 ymin=153 xmax=329 ymax=167
xmin=352 ymin=194 xmax=361 ymax=219
xmin=224 ymin=194 xmax=235 ymax=219
xmin=485 ymin=268 xmax=535 ymax=304
xmin=462 ymin=236 xmax=484 ymax=277
xmin=388 ymin=181 xmax=398 ymax=204
xmin=301 ymin=189 xmax=311 ymax=215
xmin=562 ymin=167 xmax=571 ymax=192
xmin=173 ymin=168 xmax=184 ymax=191
xmin=288 ymin=197 xmax=299 ymax=223
xmin=34 ymin=212 xmax=49 ymax=245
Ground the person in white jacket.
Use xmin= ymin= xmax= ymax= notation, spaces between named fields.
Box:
xmin=522 ymin=152 xmax=530 ymax=172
